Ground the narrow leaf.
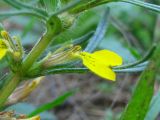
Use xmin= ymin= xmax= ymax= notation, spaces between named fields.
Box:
xmin=3 ymin=0 xmax=47 ymax=17
xmin=42 ymin=0 xmax=60 ymax=13
xmin=0 ymin=11 xmax=46 ymax=20
xmin=37 ymin=65 xmax=145 ymax=78
xmin=122 ymin=0 xmax=160 ymax=13
xmin=120 ymin=42 xmax=160 ymax=119
xmin=120 ymin=61 xmax=155 ymax=120
xmin=28 ymin=91 xmax=74 ymax=117
xmin=85 ymin=8 xmax=110 ymax=52
xmin=145 ymin=91 xmax=160 ymax=120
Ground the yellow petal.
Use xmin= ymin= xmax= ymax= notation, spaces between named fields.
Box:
xmin=92 ymin=50 xmax=123 ymax=66
xmin=0 ymin=49 xmax=7 ymax=59
xmin=79 ymin=50 xmax=122 ymax=81
xmin=0 ymin=40 xmax=7 ymax=59
xmin=81 ymin=55 xmax=116 ymax=81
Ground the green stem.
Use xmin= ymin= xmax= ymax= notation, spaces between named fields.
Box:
xmin=0 ymin=73 xmax=21 ymax=107
xmin=22 ymin=16 xmax=62 ymax=72
xmin=0 ymin=15 xmax=62 ymax=108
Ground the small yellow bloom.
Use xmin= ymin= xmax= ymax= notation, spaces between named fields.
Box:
xmin=0 ymin=39 xmax=7 ymax=59
xmin=76 ymin=50 xmax=123 ymax=81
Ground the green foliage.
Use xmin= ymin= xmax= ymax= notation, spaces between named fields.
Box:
xmin=40 ymin=0 xmax=60 ymax=13
xmin=120 ymin=40 xmax=160 ymax=120
xmin=145 ymin=91 xmax=160 ymax=120
xmin=122 ymin=0 xmax=160 ymax=13
xmin=6 ymin=103 xmax=57 ymax=120
xmin=120 ymin=64 xmax=155 ymax=120
xmin=0 ymin=0 xmax=160 ymax=119
xmin=28 ymin=91 xmax=74 ymax=117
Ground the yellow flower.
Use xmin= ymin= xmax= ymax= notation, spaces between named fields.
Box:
xmin=0 ymin=39 xmax=7 ymax=59
xmin=76 ymin=50 xmax=123 ymax=81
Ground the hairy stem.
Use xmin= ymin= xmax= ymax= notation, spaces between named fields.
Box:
xmin=0 ymin=73 xmax=21 ymax=107
xmin=22 ymin=16 xmax=62 ymax=72
xmin=0 ymin=16 xmax=62 ymax=108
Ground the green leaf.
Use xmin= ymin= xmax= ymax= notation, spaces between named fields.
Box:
xmin=48 ymin=31 xmax=94 ymax=52
xmin=70 ymin=0 xmax=115 ymax=13
xmin=6 ymin=103 xmax=57 ymax=120
xmin=50 ymin=8 xmax=109 ymax=52
xmin=145 ymin=91 xmax=160 ymax=120
xmin=41 ymin=0 xmax=60 ymax=13
xmin=122 ymin=0 xmax=160 ymax=13
xmin=3 ymin=0 xmax=21 ymax=9
xmin=0 ymin=10 xmax=46 ymax=20
xmin=114 ymin=45 xmax=156 ymax=70
xmin=21 ymin=18 xmax=36 ymax=37
xmin=61 ymin=0 xmax=73 ymax=4
xmin=3 ymin=0 xmax=48 ymax=17
xmin=84 ymin=8 xmax=110 ymax=52
xmin=120 ymin=64 xmax=155 ymax=120
xmin=0 ymin=72 xmax=8 ymax=90
xmin=28 ymin=91 xmax=74 ymax=117
xmin=37 ymin=65 xmax=145 ymax=78
xmin=51 ymin=0 xmax=85 ymax=16
xmin=71 ymin=0 xmax=160 ymax=14
xmin=127 ymin=47 xmax=141 ymax=59
xmin=50 ymin=9 xmax=99 ymax=46
xmin=0 ymin=23 xmax=4 ymax=31
xmin=120 ymin=41 xmax=160 ymax=120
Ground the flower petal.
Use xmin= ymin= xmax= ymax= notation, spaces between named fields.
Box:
xmin=0 ymin=40 xmax=7 ymax=59
xmin=0 ymin=49 xmax=7 ymax=59
xmin=92 ymin=50 xmax=123 ymax=66
xmin=82 ymin=56 xmax=116 ymax=81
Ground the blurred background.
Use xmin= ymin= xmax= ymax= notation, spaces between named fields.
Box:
xmin=0 ymin=0 xmax=160 ymax=120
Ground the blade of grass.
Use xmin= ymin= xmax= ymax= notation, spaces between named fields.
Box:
xmin=28 ymin=91 xmax=74 ymax=117
xmin=51 ymin=0 xmax=93 ymax=16
xmin=114 ymin=44 xmax=156 ymax=69
xmin=48 ymin=31 xmax=94 ymax=52
xmin=120 ymin=41 xmax=160 ymax=120
xmin=84 ymin=8 xmax=110 ymax=52
xmin=145 ymin=91 xmax=160 ymax=120
xmin=122 ymin=0 xmax=160 ymax=13
xmin=3 ymin=0 xmax=48 ymax=17
xmin=0 ymin=11 xmax=47 ymax=20
xmin=21 ymin=18 xmax=36 ymax=38
xmin=3 ymin=0 xmax=21 ymax=9
xmin=42 ymin=0 xmax=60 ymax=13
xmin=70 ymin=0 xmax=116 ymax=13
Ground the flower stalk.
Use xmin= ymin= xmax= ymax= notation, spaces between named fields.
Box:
xmin=0 ymin=15 xmax=62 ymax=108
xmin=22 ymin=16 xmax=62 ymax=72
xmin=0 ymin=73 xmax=21 ymax=107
